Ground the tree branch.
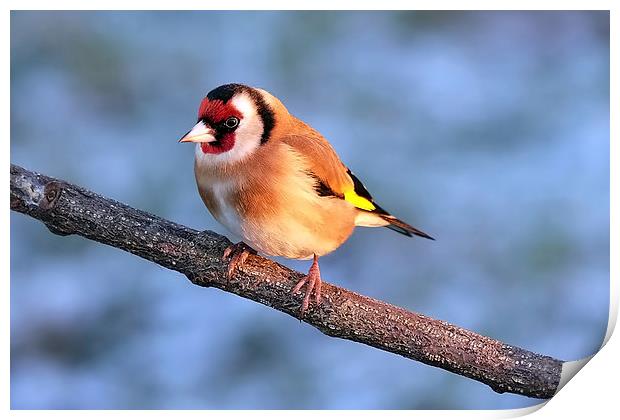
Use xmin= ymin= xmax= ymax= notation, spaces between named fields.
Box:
xmin=10 ymin=163 xmax=563 ymax=399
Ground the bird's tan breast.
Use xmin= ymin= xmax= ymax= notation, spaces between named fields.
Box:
xmin=194 ymin=143 xmax=356 ymax=259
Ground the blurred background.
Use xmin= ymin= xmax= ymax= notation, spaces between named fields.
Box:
xmin=10 ymin=11 xmax=609 ymax=409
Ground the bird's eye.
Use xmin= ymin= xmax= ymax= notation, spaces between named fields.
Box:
xmin=224 ymin=117 xmax=239 ymax=129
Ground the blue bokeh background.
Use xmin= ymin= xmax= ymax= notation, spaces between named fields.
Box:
xmin=10 ymin=11 xmax=609 ymax=409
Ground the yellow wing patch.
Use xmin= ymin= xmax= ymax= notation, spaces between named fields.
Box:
xmin=344 ymin=190 xmax=376 ymax=211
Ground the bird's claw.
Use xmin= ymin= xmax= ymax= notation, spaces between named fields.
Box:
xmin=222 ymin=242 xmax=256 ymax=280
xmin=291 ymin=255 xmax=322 ymax=317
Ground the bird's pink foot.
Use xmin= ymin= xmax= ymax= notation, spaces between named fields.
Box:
xmin=222 ymin=242 xmax=257 ymax=279
xmin=291 ymin=254 xmax=322 ymax=317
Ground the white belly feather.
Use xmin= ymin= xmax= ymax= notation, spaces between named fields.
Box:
xmin=209 ymin=179 xmax=244 ymax=239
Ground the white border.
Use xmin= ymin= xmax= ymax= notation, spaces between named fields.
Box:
xmin=1 ymin=0 xmax=617 ymax=10
xmin=4 ymin=2 xmax=617 ymax=419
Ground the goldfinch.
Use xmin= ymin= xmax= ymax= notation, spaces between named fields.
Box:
xmin=179 ymin=83 xmax=433 ymax=315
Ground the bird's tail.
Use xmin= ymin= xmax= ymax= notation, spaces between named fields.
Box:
xmin=379 ymin=214 xmax=434 ymax=240
xmin=354 ymin=210 xmax=434 ymax=240
xmin=344 ymin=169 xmax=434 ymax=240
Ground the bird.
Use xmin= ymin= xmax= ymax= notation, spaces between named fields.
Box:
xmin=179 ymin=83 xmax=433 ymax=316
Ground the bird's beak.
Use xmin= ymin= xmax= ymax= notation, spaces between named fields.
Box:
xmin=179 ymin=121 xmax=216 ymax=143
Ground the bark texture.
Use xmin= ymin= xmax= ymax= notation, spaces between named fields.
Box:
xmin=10 ymin=163 xmax=564 ymax=399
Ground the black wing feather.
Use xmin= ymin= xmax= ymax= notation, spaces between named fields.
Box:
xmin=347 ymin=169 xmax=434 ymax=240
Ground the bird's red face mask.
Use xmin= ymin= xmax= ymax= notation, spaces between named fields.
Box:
xmin=179 ymin=98 xmax=244 ymax=155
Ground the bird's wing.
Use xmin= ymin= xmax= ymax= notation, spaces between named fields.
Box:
xmin=281 ymin=123 xmax=434 ymax=240
xmin=280 ymin=123 xmax=376 ymax=211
